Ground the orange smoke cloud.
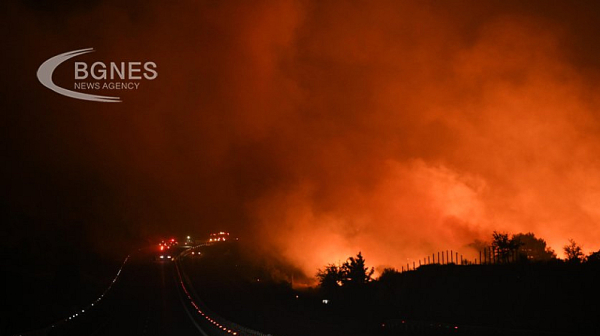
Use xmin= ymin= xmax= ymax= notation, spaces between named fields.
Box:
xmin=242 ymin=3 xmax=600 ymax=278
xmin=250 ymin=160 xmax=488 ymax=276
xmin=5 ymin=1 xmax=600 ymax=279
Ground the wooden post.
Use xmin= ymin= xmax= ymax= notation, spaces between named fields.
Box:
xmin=451 ymin=250 xmax=454 ymax=263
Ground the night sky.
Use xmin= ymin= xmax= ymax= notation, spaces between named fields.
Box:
xmin=3 ymin=0 xmax=600 ymax=279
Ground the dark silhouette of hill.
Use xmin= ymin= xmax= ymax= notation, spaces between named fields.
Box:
xmin=182 ymin=243 xmax=600 ymax=336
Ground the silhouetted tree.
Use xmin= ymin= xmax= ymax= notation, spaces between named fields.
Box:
xmin=513 ymin=232 xmax=556 ymax=261
xmin=342 ymin=252 xmax=374 ymax=287
xmin=563 ymin=239 xmax=585 ymax=263
xmin=316 ymin=263 xmax=343 ymax=291
xmin=492 ymin=231 xmax=522 ymax=263
xmin=586 ymin=249 xmax=600 ymax=264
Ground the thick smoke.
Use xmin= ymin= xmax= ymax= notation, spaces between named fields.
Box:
xmin=4 ymin=1 xmax=600 ymax=280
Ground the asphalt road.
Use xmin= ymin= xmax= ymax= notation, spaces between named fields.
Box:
xmin=46 ymin=248 xmax=211 ymax=336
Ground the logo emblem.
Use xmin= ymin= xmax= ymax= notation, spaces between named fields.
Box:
xmin=37 ymin=48 xmax=121 ymax=102
xmin=37 ymin=48 xmax=157 ymax=102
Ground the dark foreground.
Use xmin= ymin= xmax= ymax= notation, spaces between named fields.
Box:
xmin=180 ymin=242 xmax=600 ymax=336
xmin=7 ymin=243 xmax=600 ymax=336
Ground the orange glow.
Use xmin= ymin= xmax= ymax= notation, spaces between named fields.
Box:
xmin=12 ymin=1 xmax=599 ymax=282
xmin=235 ymin=3 xmax=600 ymax=280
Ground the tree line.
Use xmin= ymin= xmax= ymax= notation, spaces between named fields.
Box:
xmin=317 ymin=232 xmax=600 ymax=289
xmin=484 ymin=231 xmax=599 ymax=264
